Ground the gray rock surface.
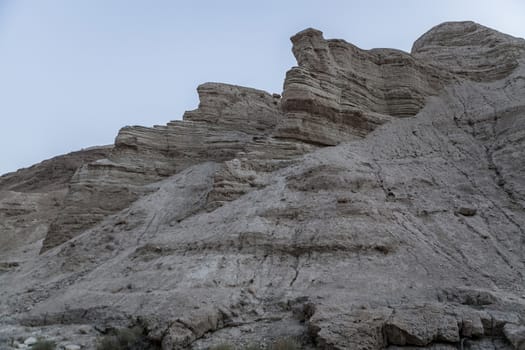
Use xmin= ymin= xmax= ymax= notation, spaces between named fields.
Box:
xmin=275 ymin=28 xmax=449 ymax=145
xmin=0 ymin=147 xmax=111 ymax=261
xmin=40 ymin=83 xmax=314 ymax=252
xmin=1 ymin=21 xmax=525 ymax=350
xmin=504 ymin=324 xmax=525 ymax=350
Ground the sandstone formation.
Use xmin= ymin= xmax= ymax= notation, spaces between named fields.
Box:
xmin=276 ymin=28 xmax=449 ymax=145
xmin=0 ymin=147 xmax=111 ymax=262
xmin=40 ymin=83 xmax=315 ymax=252
xmin=1 ymin=21 xmax=525 ymax=350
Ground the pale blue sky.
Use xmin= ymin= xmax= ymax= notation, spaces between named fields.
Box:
xmin=1 ymin=0 xmax=524 ymax=175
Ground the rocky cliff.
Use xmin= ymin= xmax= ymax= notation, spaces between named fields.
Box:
xmin=1 ymin=21 xmax=525 ymax=350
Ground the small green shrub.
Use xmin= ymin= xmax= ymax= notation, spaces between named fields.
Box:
xmin=32 ymin=340 xmax=56 ymax=350
xmin=241 ymin=344 xmax=260 ymax=350
xmin=97 ymin=336 xmax=119 ymax=350
xmin=96 ymin=326 xmax=144 ymax=350
xmin=209 ymin=344 xmax=235 ymax=350
xmin=270 ymin=337 xmax=300 ymax=350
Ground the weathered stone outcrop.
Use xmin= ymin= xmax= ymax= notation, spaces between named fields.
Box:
xmin=0 ymin=147 xmax=110 ymax=261
xmin=412 ymin=21 xmax=525 ymax=81
xmin=0 ymin=147 xmax=111 ymax=193
xmin=275 ymin=28 xmax=450 ymax=145
xmin=1 ymin=21 xmax=525 ymax=350
xmin=41 ymin=83 xmax=314 ymax=252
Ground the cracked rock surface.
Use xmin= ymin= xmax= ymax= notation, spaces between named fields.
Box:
xmin=1 ymin=21 xmax=525 ymax=350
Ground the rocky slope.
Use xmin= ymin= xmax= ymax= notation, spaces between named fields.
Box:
xmin=0 ymin=147 xmax=111 ymax=262
xmin=1 ymin=21 xmax=525 ymax=350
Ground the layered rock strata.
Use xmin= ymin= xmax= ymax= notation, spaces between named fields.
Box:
xmin=275 ymin=28 xmax=449 ymax=145
xmin=0 ymin=147 xmax=110 ymax=261
xmin=1 ymin=21 xmax=525 ymax=350
xmin=41 ymin=83 xmax=315 ymax=251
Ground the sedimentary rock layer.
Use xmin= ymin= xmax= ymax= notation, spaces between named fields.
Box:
xmin=1 ymin=21 xmax=525 ymax=350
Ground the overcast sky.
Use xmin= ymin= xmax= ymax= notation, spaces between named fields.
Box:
xmin=1 ymin=0 xmax=525 ymax=175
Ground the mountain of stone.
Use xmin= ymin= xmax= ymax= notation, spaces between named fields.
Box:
xmin=1 ymin=21 xmax=524 ymax=350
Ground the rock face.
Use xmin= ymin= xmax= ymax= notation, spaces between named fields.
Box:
xmin=40 ymin=83 xmax=314 ymax=252
xmin=412 ymin=21 xmax=525 ymax=81
xmin=276 ymin=28 xmax=450 ymax=146
xmin=1 ymin=21 xmax=525 ymax=350
xmin=0 ymin=147 xmax=111 ymax=261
